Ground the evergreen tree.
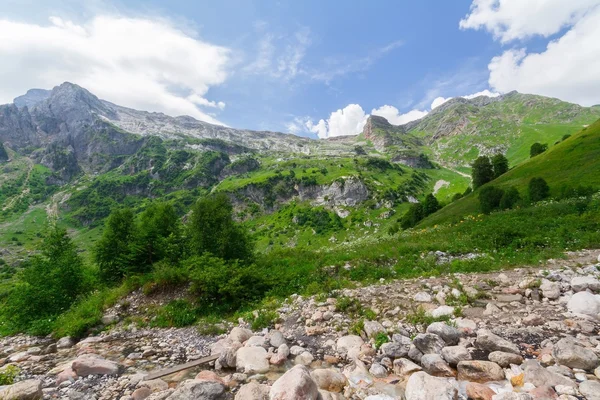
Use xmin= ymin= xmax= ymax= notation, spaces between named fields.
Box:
xmin=530 ymin=143 xmax=548 ymax=157
xmin=95 ymin=208 xmax=138 ymax=283
xmin=471 ymin=156 xmax=495 ymax=189
xmin=400 ymin=203 xmax=424 ymax=229
xmin=136 ymin=202 xmax=183 ymax=268
xmin=529 ymin=177 xmax=550 ymax=202
xmin=491 ymin=154 xmax=509 ymax=178
xmin=188 ymin=193 xmax=253 ymax=262
xmin=423 ymin=193 xmax=440 ymax=216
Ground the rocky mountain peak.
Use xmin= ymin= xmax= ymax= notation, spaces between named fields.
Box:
xmin=13 ymin=88 xmax=50 ymax=109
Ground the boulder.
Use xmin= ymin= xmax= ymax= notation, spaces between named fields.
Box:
xmin=138 ymin=379 xmax=169 ymax=393
xmin=245 ymin=336 xmax=266 ymax=347
xmin=488 ymin=351 xmax=523 ymax=368
xmin=539 ymin=280 xmax=560 ymax=300
xmin=405 ymin=371 xmax=458 ymax=400
xmin=441 ymin=346 xmax=472 ymax=366
xmin=132 ymin=387 xmax=152 ymax=400
xmin=570 ymin=276 xmax=600 ymax=292
xmin=413 ymin=333 xmax=446 ymax=355
xmin=579 ymin=380 xmax=600 ymax=400
xmin=392 ymin=358 xmax=422 ymax=377
xmin=429 ymin=306 xmax=455 ymax=319
xmin=168 ymin=380 xmax=227 ymax=400
xmin=0 ymin=379 xmax=42 ymax=400
xmin=269 ymin=365 xmax=319 ymax=400
xmin=380 ymin=341 xmax=410 ymax=358
xmin=427 ymin=322 xmax=460 ymax=345
xmin=522 ymin=314 xmax=544 ymax=326
xmin=236 ymin=347 xmax=270 ymax=374
xmin=235 ymin=382 xmax=270 ymax=400
xmin=363 ymin=321 xmax=385 ymax=338
xmin=310 ymin=369 xmax=346 ymax=393
xmin=466 ymin=382 xmax=495 ymax=400
xmin=56 ymin=367 xmax=77 ymax=384
xmin=527 ymin=386 xmax=557 ymax=400
xmin=229 ymin=327 xmax=253 ymax=343
xmin=218 ymin=341 xmax=243 ymax=369
xmin=270 ymin=344 xmax=289 ymax=365
xmin=294 ymin=352 xmax=314 ymax=366
xmin=369 ymin=362 xmax=387 ymax=378
xmin=552 ymin=337 xmax=599 ymax=370
xmin=522 ymin=360 xmax=576 ymax=388
xmin=336 ymin=335 xmax=364 ymax=360
xmin=71 ymin=355 xmax=120 ymax=376
xmin=267 ymin=331 xmax=286 ymax=348
xmin=457 ymin=360 xmax=504 ymax=383
xmin=56 ymin=336 xmax=75 ymax=349
xmin=414 ymin=292 xmax=432 ymax=302
xmin=567 ymin=291 xmax=600 ymax=318
xmin=475 ymin=329 xmax=520 ymax=355
xmin=420 ymin=354 xmax=456 ymax=377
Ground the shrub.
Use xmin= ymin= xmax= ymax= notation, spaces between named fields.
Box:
xmin=423 ymin=194 xmax=441 ymax=216
xmin=401 ymin=203 xmax=424 ymax=229
xmin=529 ymin=177 xmax=550 ymax=202
xmin=250 ymin=310 xmax=279 ymax=330
xmin=471 ymin=156 xmax=495 ymax=189
xmin=499 ymin=187 xmax=521 ymax=210
xmin=0 ymin=365 xmax=19 ymax=385
xmin=530 ymin=143 xmax=548 ymax=157
xmin=152 ymin=300 xmax=199 ymax=328
xmin=479 ymin=186 xmax=505 ymax=214
xmin=95 ymin=208 xmax=138 ymax=283
xmin=374 ymin=332 xmax=390 ymax=349
xmin=491 ymin=154 xmax=509 ymax=178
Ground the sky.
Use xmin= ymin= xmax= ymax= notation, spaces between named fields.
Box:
xmin=1 ymin=0 xmax=599 ymax=139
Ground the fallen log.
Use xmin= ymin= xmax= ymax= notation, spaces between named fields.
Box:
xmin=143 ymin=353 xmax=220 ymax=381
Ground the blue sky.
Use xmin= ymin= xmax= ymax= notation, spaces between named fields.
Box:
xmin=1 ymin=0 xmax=600 ymax=138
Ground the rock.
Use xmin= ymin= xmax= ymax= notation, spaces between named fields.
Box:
xmin=269 ymin=365 xmax=319 ymax=400
xmin=405 ymin=371 xmax=458 ymax=400
xmin=336 ymin=336 xmax=364 ymax=360
xmin=380 ymin=341 xmax=410 ymax=358
xmin=196 ymin=370 xmax=226 ymax=385
xmin=429 ymin=306 xmax=455 ymax=319
xmin=441 ymin=346 xmax=472 ymax=366
xmin=146 ymin=390 xmax=175 ymax=400
xmin=413 ymin=333 xmax=446 ymax=354
xmin=567 ymin=291 xmax=600 ymax=318
xmin=294 ymin=352 xmax=314 ymax=366
xmin=579 ymin=380 xmax=600 ymax=400
xmin=235 ymin=382 xmax=270 ymax=400
xmin=267 ymin=331 xmax=286 ymax=348
xmin=408 ymin=344 xmax=423 ymax=363
xmin=488 ymin=351 xmax=523 ymax=367
xmin=71 ymin=355 xmax=120 ymax=376
xmin=246 ymin=336 xmax=266 ymax=347
xmin=392 ymin=358 xmax=422 ymax=377
xmin=369 ymin=362 xmax=387 ymax=378
xmin=218 ymin=342 xmax=242 ymax=369
xmin=56 ymin=367 xmax=77 ymax=384
xmin=230 ymin=327 xmax=253 ymax=343
xmin=522 ymin=360 xmax=576 ymax=388
xmin=528 ymin=386 xmax=557 ymax=400
xmin=496 ymin=294 xmax=522 ymax=302
xmin=414 ymin=292 xmax=432 ymax=302
xmin=0 ymin=379 xmax=43 ymax=400
xmin=101 ymin=313 xmax=119 ymax=325
xmin=457 ymin=360 xmax=504 ymax=383
xmin=456 ymin=318 xmax=477 ymax=331
xmin=270 ymin=344 xmax=290 ymax=365
xmin=289 ymin=346 xmax=305 ymax=356
xmin=310 ymin=369 xmax=346 ymax=393
xmin=138 ymin=379 xmax=169 ymax=393
xmin=466 ymin=382 xmax=496 ymax=400
xmin=492 ymin=394 xmax=533 ymax=400
xmin=132 ymin=387 xmax=152 ymax=400
xmin=570 ymin=276 xmax=600 ymax=292
xmin=523 ymin=314 xmax=544 ymax=326
xmin=363 ymin=321 xmax=385 ymax=338
xmin=540 ymin=280 xmax=561 ymax=300
xmin=9 ymin=352 xmax=29 ymax=362
xmin=427 ymin=322 xmax=460 ymax=345
xmin=236 ymin=347 xmax=270 ymax=374
xmin=420 ymin=354 xmax=456 ymax=377
xmin=168 ymin=380 xmax=227 ymax=400
xmin=318 ymin=391 xmax=344 ymax=400
xmin=475 ymin=329 xmax=520 ymax=355
xmin=552 ymin=337 xmax=599 ymax=370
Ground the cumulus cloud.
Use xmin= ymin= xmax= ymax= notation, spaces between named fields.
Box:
xmin=306 ymin=104 xmax=368 ymax=139
xmin=0 ymin=15 xmax=231 ymax=124
xmin=459 ymin=0 xmax=600 ymax=43
xmin=487 ymin=6 xmax=600 ymax=106
xmin=431 ymin=97 xmax=451 ymax=109
xmin=371 ymin=105 xmax=427 ymax=125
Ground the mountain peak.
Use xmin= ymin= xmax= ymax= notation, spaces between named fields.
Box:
xmin=13 ymin=88 xmax=51 ymax=109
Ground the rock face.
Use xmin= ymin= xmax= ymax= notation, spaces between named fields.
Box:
xmin=269 ymin=365 xmax=319 ymax=400
xmin=405 ymin=371 xmax=458 ymax=400
xmin=0 ymin=379 xmax=43 ymax=400
xmin=552 ymin=337 xmax=600 ymax=370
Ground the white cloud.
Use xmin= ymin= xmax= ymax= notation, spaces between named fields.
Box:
xmin=460 ymin=0 xmax=600 ymax=43
xmin=431 ymin=97 xmax=451 ymax=109
xmin=486 ymin=6 xmax=600 ymax=106
xmin=431 ymin=90 xmax=500 ymax=109
xmin=0 ymin=15 xmax=230 ymax=124
xmin=371 ymin=105 xmax=427 ymax=125
xmin=306 ymin=104 xmax=368 ymax=139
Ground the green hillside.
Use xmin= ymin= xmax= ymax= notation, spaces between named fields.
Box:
xmin=421 ymin=118 xmax=600 ymax=226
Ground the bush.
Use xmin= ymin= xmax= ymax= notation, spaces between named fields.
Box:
xmin=530 ymin=143 xmax=548 ymax=157
xmin=491 ymin=154 xmax=509 ymax=178
xmin=152 ymin=300 xmax=199 ymax=328
xmin=401 ymin=203 xmax=424 ymax=229
xmin=0 ymin=365 xmax=19 ymax=385
xmin=529 ymin=177 xmax=550 ymax=202
xmin=423 ymin=194 xmax=440 ymax=216
xmin=479 ymin=186 xmax=505 ymax=214
xmin=499 ymin=187 xmax=521 ymax=210
xmin=95 ymin=208 xmax=138 ymax=283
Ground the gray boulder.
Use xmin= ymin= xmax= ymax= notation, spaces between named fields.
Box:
xmin=475 ymin=329 xmax=520 ymax=355
xmin=413 ymin=333 xmax=446 ymax=355
xmin=420 ymin=354 xmax=456 ymax=377
xmin=567 ymin=291 xmax=600 ymax=318
xmin=235 ymin=382 xmax=269 ymax=400
xmin=71 ymin=355 xmax=120 ymax=376
xmin=0 ymin=379 xmax=42 ymax=400
xmin=168 ymin=380 xmax=227 ymax=400
xmin=269 ymin=365 xmax=319 ymax=400
xmin=579 ymin=380 xmax=600 ymax=400
xmin=522 ymin=360 xmax=576 ymax=388
xmin=488 ymin=351 xmax=523 ymax=367
xmin=571 ymin=276 xmax=600 ymax=292
xmin=441 ymin=346 xmax=472 ymax=366
xmin=405 ymin=371 xmax=458 ymax=400
xmin=552 ymin=337 xmax=599 ymax=370
xmin=427 ymin=322 xmax=460 ymax=345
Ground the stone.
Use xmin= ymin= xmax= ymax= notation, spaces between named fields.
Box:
xmin=56 ymin=367 xmax=77 ymax=384
xmin=196 ymin=370 xmax=226 ymax=385
xmin=570 ymin=276 xmax=600 ymax=292
xmin=336 ymin=335 xmax=364 ymax=360
xmin=457 ymin=360 xmax=504 ymax=383
xmin=492 ymin=394 xmax=533 ymax=400
xmin=380 ymin=341 xmax=410 ymax=358
xmin=567 ymin=291 xmax=600 ymax=318
xmin=0 ymin=379 xmax=43 ymax=400
xmin=56 ymin=336 xmax=75 ymax=349
xmin=552 ymin=338 xmax=599 ymax=370
xmin=363 ymin=321 xmax=385 ymax=338
xmin=318 ymin=391 xmax=345 ymax=400
xmin=522 ymin=360 xmax=576 ymax=388
xmin=267 ymin=331 xmax=286 ymax=348
xmin=289 ymin=346 xmax=305 ymax=356
xmin=528 ymin=386 xmax=558 ymax=400
xmin=310 ymin=369 xmax=346 ymax=393
xmin=539 ymin=280 xmax=561 ymax=300
xmin=294 ymin=351 xmax=314 ymax=366
xmin=408 ymin=344 xmax=423 ymax=363
xmin=9 ymin=352 xmax=30 ymax=362
xmin=230 ymin=327 xmax=253 ymax=343
xmin=138 ymin=379 xmax=169 ymax=393
xmin=427 ymin=322 xmax=460 ymax=345
xmin=475 ymin=329 xmax=520 ymax=355
xmin=413 ymin=333 xmax=446 ymax=355
xmin=236 ymin=347 xmax=270 ymax=374
xmin=420 ymin=354 xmax=456 ymax=377
xmin=168 ymin=380 xmax=227 ymax=400
xmin=466 ymin=382 xmax=496 ymax=400
xmin=218 ymin=342 xmax=242 ymax=369
xmin=579 ymin=380 xmax=600 ymax=400
xmin=429 ymin=306 xmax=455 ymax=318
xmin=414 ymin=292 xmax=432 ymax=302
xmin=132 ymin=387 xmax=152 ymax=400
xmin=488 ymin=351 xmax=523 ymax=367
xmin=269 ymin=365 xmax=319 ymax=400
xmin=245 ymin=336 xmax=266 ymax=347
xmin=523 ymin=314 xmax=544 ymax=326
xmin=270 ymin=344 xmax=290 ymax=365
xmin=496 ymin=294 xmax=522 ymax=302
xmin=101 ymin=313 xmax=119 ymax=325
xmin=369 ymin=362 xmax=387 ymax=378
xmin=392 ymin=358 xmax=422 ymax=377
xmin=71 ymin=355 xmax=120 ymax=376
xmin=405 ymin=371 xmax=458 ymax=400
xmin=235 ymin=382 xmax=270 ymax=400
xmin=441 ymin=346 xmax=472 ymax=366
xmin=456 ymin=318 xmax=477 ymax=331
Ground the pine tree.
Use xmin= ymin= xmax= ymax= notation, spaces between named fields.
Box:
xmin=491 ymin=154 xmax=509 ymax=178
xmin=423 ymin=194 xmax=440 ymax=216
xmin=471 ymin=156 xmax=495 ymax=189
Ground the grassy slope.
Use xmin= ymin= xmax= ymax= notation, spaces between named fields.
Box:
xmin=421 ymin=119 xmax=600 ymax=226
